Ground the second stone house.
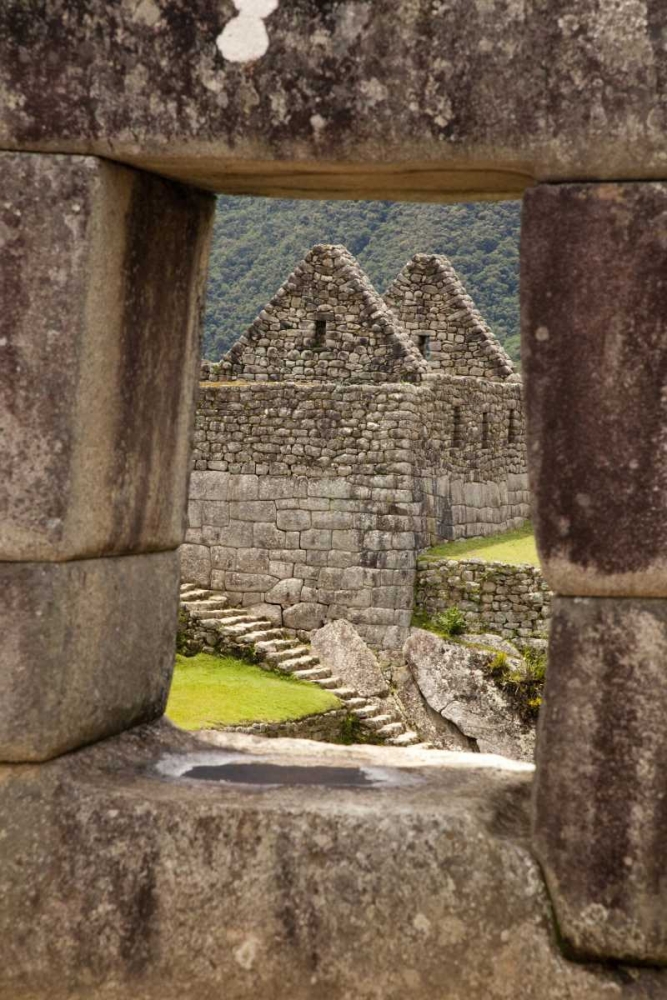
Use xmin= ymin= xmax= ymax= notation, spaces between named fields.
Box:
xmin=190 ymin=245 xmax=528 ymax=648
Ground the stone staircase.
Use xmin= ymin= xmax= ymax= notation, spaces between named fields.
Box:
xmin=180 ymin=582 xmax=429 ymax=748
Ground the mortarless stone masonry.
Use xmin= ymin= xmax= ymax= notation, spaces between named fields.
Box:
xmin=184 ymin=248 xmax=529 ymax=650
xmin=415 ymin=557 xmax=551 ymax=640
xmin=384 ymin=253 xmax=517 ymax=380
xmin=215 ymin=245 xmax=427 ymax=385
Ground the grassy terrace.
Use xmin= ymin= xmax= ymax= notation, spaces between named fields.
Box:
xmin=167 ymin=652 xmax=341 ymax=731
xmin=422 ymin=522 xmax=539 ymax=567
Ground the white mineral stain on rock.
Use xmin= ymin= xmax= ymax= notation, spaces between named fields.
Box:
xmin=535 ymin=325 xmax=550 ymax=342
xmin=310 ymin=114 xmax=327 ymax=135
xmin=216 ymin=0 xmax=279 ymax=63
xmin=234 ymin=936 xmax=259 ymax=970
xmin=412 ymin=912 xmax=432 ymax=935
xmin=360 ymin=77 xmax=389 ymax=106
xmin=132 ymin=0 xmax=161 ymax=28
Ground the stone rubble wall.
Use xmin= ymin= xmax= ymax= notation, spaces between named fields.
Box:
xmin=384 ymin=253 xmax=516 ymax=380
xmin=181 ymin=376 xmax=529 ymax=649
xmin=219 ymin=710 xmax=350 ymax=743
xmin=415 ymin=557 xmax=551 ymax=639
xmin=217 ymin=245 xmax=427 ymax=385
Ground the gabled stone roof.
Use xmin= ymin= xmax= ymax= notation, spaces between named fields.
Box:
xmin=383 ymin=253 xmax=516 ymax=380
xmin=219 ymin=244 xmax=428 ymax=384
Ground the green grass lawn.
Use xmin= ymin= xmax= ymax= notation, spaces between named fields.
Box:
xmin=422 ymin=522 xmax=539 ymax=566
xmin=166 ymin=652 xmax=341 ymax=731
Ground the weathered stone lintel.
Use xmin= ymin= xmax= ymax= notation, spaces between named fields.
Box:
xmin=2 ymin=2 xmax=667 ymax=194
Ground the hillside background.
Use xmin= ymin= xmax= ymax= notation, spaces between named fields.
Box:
xmin=203 ymin=196 xmax=521 ymax=363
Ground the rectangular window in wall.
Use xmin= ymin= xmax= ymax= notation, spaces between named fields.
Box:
xmin=314 ymin=318 xmax=327 ymax=345
xmin=508 ymin=408 xmax=519 ymax=443
xmin=452 ymin=405 xmax=462 ymax=448
xmin=482 ymin=412 xmax=490 ymax=449
xmin=418 ymin=333 xmax=431 ymax=360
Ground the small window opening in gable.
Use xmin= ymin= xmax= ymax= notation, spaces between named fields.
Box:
xmin=452 ymin=405 xmax=463 ymax=448
xmin=418 ymin=333 xmax=431 ymax=360
xmin=508 ymin=408 xmax=519 ymax=444
xmin=482 ymin=412 xmax=490 ymax=449
xmin=314 ymin=318 xmax=327 ymax=345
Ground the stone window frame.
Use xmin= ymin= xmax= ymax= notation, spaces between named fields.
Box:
xmin=451 ymin=405 xmax=463 ymax=448
xmin=481 ymin=411 xmax=490 ymax=449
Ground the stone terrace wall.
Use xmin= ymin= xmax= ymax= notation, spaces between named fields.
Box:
xmin=415 ymin=557 xmax=551 ymax=639
xmin=384 ymin=254 xmax=516 ymax=380
xmin=181 ymin=377 xmax=529 ymax=648
xmin=217 ymin=245 xmax=427 ymax=385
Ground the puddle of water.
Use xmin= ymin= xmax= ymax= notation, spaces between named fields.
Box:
xmin=156 ymin=751 xmax=424 ymax=789
xmin=183 ymin=762 xmax=377 ymax=787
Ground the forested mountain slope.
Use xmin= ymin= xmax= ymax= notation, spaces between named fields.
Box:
xmin=203 ymin=196 xmax=521 ymax=363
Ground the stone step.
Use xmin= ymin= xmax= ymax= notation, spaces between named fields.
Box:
xmin=344 ymin=697 xmax=368 ymax=709
xmin=189 ymin=608 xmax=234 ymax=621
xmin=212 ymin=613 xmax=254 ymax=626
xmin=182 ymin=599 xmax=229 ymax=611
xmin=408 ymin=742 xmax=436 ymax=751
xmin=290 ymin=665 xmax=332 ymax=681
xmin=210 ymin=621 xmax=259 ymax=634
xmin=314 ymin=675 xmax=344 ymax=690
xmin=265 ymin=644 xmax=310 ymax=664
xmin=375 ymin=722 xmax=406 ymax=738
xmin=237 ymin=628 xmax=286 ymax=645
xmin=352 ymin=704 xmax=382 ymax=720
xmin=214 ymin=614 xmax=256 ymax=626
xmin=361 ymin=714 xmax=395 ymax=731
xmin=279 ymin=655 xmax=321 ymax=672
xmin=180 ymin=588 xmax=214 ymax=601
xmin=328 ymin=687 xmax=358 ymax=701
xmin=387 ymin=731 xmax=422 ymax=747
xmin=255 ymin=638 xmax=301 ymax=655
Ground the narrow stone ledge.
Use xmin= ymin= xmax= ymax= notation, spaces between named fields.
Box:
xmin=0 ymin=722 xmax=663 ymax=999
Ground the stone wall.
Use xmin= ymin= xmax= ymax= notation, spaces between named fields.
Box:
xmin=220 ymin=710 xmax=349 ymax=743
xmin=217 ymin=245 xmax=426 ymax=385
xmin=181 ymin=376 xmax=529 ymax=648
xmin=417 ymin=375 xmax=529 ymax=541
xmin=415 ymin=557 xmax=551 ymax=639
xmin=384 ymin=254 xmax=516 ymax=380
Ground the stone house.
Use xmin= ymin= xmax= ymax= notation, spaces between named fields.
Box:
xmin=186 ymin=245 xmax=528 ymax=648
xmin=212 ymin=243 xmax=427 ymax=384
xmin=384 ymin=252 xmax=516 ymax=379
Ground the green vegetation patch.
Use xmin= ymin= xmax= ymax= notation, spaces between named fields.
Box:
xmin=422 ymin=523 xmax=539 ymax=566
xmin=167 ymin=652 xmax=341 ymax=731
xmin=485 ymin=647 xmax=547 ymax=722
xmin=411 ymin=606 xmax=468 ymax=640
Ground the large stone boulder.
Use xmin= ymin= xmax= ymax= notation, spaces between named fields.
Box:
xmin=311 ymin=619 xmax=388 ymax=698
xmin=403 ymin=629 xmax=535 ymax=761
